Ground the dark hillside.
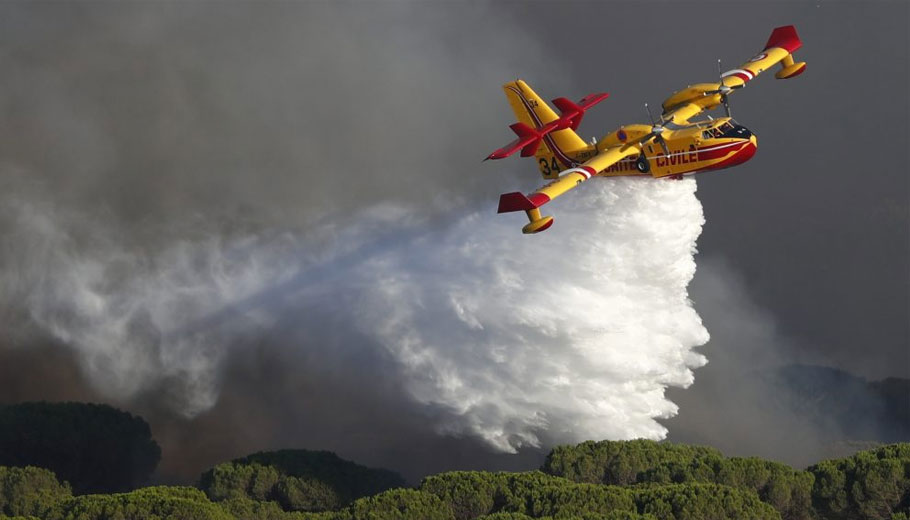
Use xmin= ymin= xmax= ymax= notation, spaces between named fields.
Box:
xmin=0 ymin=402 xmax=160 ymax=494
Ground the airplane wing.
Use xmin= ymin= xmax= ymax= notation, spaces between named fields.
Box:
xmin=661 ymin=25 xmax=806 ymax=125
xmin=497 ymin=144 xmax=642 ymax=233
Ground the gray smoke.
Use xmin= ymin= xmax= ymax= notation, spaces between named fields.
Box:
xmin=665 ymin=257 xmax=907 ymax=468
xmin=1 ymin=173 xmax=710 ymax=450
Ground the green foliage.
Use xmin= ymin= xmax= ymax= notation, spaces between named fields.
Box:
xmin=476 ymin=513 xmax=657 ymax=520
xmin=214 ymin=497 xmax=288 ymax=520
xmin=420 ymin=470 xmax=779 ymax=520
xmin=633 ymin=483 xmax=780 ymax=520
xmin=808 ymin=443 xmax=910 ymax=520
xmin=543 ymin=440 xmax=724 ymax=486
xmin=0 ymin=402 xmax=160 ymax=494
xmin=420 ymin=471 xmax=592 ymax=518
xmin=199 ymin=450 xmax=405 ymax=512
xmin=215 ymin=496 xmax=346 ymax=520
xmin=1 ymin=423 xmax=906 ymax=520
xmin=0 ymin=466 xmax=71 ymax=518
xmin=637 ymin=455 xmax=813 ymax=520
xmin=525 ymin=482 xmax=634 ymax=517
xmin=543 ymin=440 xmax=812 ymax=520
xmin=45 ymin=486 xmax=231 ymax=520
xmin=419 ymin=471 xmax=498 ymax=519
xmin=348 ymin=489 xmax=453 ymax=520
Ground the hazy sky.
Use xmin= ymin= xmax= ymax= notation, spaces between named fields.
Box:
xmin=0 ymin=1 xmax=906 ymax=483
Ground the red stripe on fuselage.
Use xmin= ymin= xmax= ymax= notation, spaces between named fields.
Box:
xmin=699 ymin=141 xmax=756 ymax=171
xmin=732 ymin=72 xmax=751 ymax=83
xmin=696 ymin=141 xmax=748 ymax=161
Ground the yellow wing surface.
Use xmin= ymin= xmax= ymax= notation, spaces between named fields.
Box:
xmin=661 ymin=25 xmax=806 ymax=124
xmin=497 ymin=144 xmax=642 ymax=234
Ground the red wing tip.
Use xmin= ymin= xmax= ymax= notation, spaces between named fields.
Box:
xmin=788 ymin=62 xmax=807 ymax=78
xmin=522 ymin=216 xmax=554 ymax=234
xmin=580 ymin=92 xmax=609 ymax=105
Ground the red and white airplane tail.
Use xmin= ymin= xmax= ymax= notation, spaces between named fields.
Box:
xmin=488 ymin=80 xmax=607 ymax=179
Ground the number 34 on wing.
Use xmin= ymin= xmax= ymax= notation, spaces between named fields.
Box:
xmin=486 ymin=25 xmax=806 ymax=234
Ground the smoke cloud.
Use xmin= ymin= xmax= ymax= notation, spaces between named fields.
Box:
xmin=1 ymin=176 xmax=709 ymax=455
xmin=666 ymin=257 xmax=908 ymax=467
xmin=0 ymin=182 xmax=300 ymax=415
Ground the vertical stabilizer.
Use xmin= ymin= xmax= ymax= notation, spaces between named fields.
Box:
xmin=502 ymin=80 xmax=588 ymax=175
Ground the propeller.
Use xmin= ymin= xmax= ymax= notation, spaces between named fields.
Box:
xmin=638 ymin=102 xmax=671 ymax=156
xmin=704 ymin=59 xmax=744 ymax=118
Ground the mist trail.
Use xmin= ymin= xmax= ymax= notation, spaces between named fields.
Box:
xmin=0 ymin=177 xmax=709 ymax=452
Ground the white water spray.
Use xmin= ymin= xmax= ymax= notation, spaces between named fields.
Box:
xmin=1 ymin=177 xmax=708 ymax=451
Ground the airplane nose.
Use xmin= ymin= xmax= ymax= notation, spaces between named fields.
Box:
xmin=734 ymin=134 xmax=758 ymax=165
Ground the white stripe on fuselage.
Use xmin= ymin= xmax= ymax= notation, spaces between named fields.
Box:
xmin=721 ymin=69 xmax=754 ymax=80
xmin=559 ymin=167 xmax=593 ymax=180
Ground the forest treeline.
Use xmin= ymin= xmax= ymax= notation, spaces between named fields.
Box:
xmin=1 ymin=402 xmax=908 ymax=520
xmin=0 ymin=402 xmax=160 ymax=494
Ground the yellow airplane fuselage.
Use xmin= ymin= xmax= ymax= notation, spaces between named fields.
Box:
xmin=540 ymin=118 xmax=758 ymax=181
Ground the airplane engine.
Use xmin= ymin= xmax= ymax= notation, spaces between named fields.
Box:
xmin=662 ymin=84 xmax=722 ymax=113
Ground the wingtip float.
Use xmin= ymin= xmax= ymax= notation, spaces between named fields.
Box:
xmin=487 ymin=25 xmax=805 ymax=234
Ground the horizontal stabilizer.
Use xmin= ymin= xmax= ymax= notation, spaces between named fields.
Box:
xmin=488 ymin=91 xmax=607 ymax=160
xmin=486 ymin=122 xmax=541 ymax=160
xmin=497 ymin=191 xmax=550 ymax=213
xmin=552 ymin=93 xmax=608 ymax=130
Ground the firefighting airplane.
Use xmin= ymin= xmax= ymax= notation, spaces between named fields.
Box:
xmin=487 ymin=25 xmax=806 ymax=234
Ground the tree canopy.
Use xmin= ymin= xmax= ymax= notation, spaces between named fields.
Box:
xmin=199 ymin=450 xmax=406 ymax=512
xmin=543 ymin=439 xmax=814 ymax=520
xmin=0 ymin=466 xmax=71 ymax=518
xmin=46 ymin=487 xmax=233 ymax=520
xmin=0 ymin=402 xmax=160 ymax=494
xmin=0 ymin=404 xmax=907 ymax=520
xmin=808 ymin=443 xmax=910 ymax=520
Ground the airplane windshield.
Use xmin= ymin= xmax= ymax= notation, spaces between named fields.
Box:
xmin=703 ymin=120 xmax=751 ymax=139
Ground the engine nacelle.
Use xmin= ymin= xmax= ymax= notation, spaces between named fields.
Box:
xmin=661 ymin=83 xmax=721 ymax=113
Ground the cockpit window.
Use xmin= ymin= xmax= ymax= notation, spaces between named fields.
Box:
xmin=719 ymin=123 xmax=752 ymax=139
xmin=702 ymin=121 xmax=752 ymax=139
